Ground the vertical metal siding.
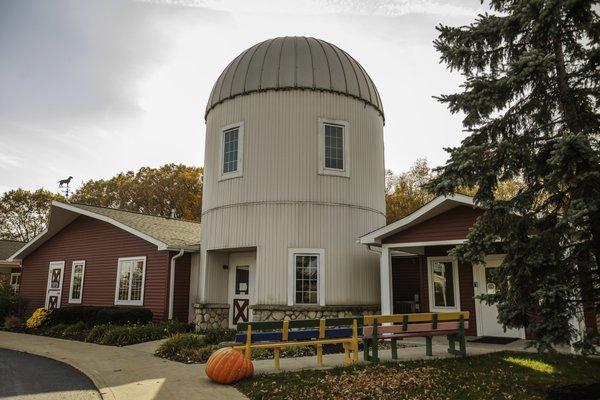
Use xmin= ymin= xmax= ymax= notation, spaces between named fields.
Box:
xmin=199 ymin=90 xmax=386 ymax=307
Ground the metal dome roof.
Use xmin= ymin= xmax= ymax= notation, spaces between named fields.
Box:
xmin=205 ymin=36 xmax=384 ymax=120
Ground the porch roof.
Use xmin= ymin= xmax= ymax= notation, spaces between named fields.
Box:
xmin=359 ymin=194 xmax=479 ymax=246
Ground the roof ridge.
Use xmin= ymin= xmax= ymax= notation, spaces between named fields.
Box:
xmin=62 ymin=202 xmax=201 ymax=225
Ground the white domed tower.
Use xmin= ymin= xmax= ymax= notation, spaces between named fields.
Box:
xmin=194 ymin=37 xmax=385 ymax=328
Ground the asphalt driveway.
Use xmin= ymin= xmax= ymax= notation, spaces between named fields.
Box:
xmin=0 ymin=348 xmax=101 ymax=400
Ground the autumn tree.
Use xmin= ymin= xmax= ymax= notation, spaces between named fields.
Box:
xmin=430 ymin=0 xmax=599 ymax=351
xmin=385 ymin=159 xmax=435 ymax=224
xmin=0 ymin=189 xmax=64 ymax=242
xmin=386 ymin=159 xmax=521 ymax=224
xmin=71 ymin=164 xmax=203 ymax=221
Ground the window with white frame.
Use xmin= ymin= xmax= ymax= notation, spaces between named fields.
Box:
xmin=219 ymin=123 xmax=244 ymax=180
xmin=68 ymin=261 xmax=85 ymax=303
xmin=318 ymin=119 xmax=349 ymax=177
xmin=10 ymin=272 xmax=20 ymax=290
xmin=428 ymin=257 xmax=460 ymax=311
xmin=115 ymin=257 xmax=146 ymax=306
xmin=288 ymin=249 xmax=324 ymax=306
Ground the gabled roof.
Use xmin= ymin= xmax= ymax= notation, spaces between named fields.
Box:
xmin=10 ymin=201 xmax=201 ymax=260
xmin=0 ymin=240 xmax=25 ymax=262
xmin=359 ymin=194 xmax=477 ymax=245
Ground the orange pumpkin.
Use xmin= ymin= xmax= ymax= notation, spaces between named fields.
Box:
xmin=205 ymin=347 xmax=254 ymax=384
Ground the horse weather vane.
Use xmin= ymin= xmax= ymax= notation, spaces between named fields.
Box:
xmin=58 ymin=176 xmax=73 ymax=199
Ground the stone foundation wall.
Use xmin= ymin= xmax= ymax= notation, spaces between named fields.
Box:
xmin=192 ymin=303 xmax=229 ymax=330
xmin=251 ymin=304 xmax=380 ymax=322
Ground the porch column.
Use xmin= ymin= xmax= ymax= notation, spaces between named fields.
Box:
xmin=380 ymin=246 xmax=393 ymax=315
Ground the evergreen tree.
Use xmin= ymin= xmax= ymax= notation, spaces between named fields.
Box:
xmin=430 ymin=0 xmax=599 ymax=351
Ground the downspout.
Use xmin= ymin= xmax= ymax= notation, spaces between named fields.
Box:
xmin=169 ymin=249 xmax=185 ymax=320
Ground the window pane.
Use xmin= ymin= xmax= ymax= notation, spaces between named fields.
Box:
xmin=130 ymin=260 xmax=144 ymax=301
xmin=324 ymin=124 xmax=344 ymax=170
xmin=223 ymin=128 xmax=239 ymax=174
xmin=71 ymin=264 xmax=83 ymax=300
xmin=432 ymin=261 xmax=455 ymax=307
xmin=295 ymin=255 xmax=318 ymax=304
xmin=118 ymin=261 xmax=132 ymax=301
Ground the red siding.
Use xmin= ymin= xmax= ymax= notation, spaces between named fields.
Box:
xmin=20 ymin=215 xmax=171 ymax=321
xmin=391 ymin=256 xmax=421 ymax=312
xmin=383 ymin=206 xmax=483 ymax=244
xmin=169 ymin=252 xmax=191 ymax=322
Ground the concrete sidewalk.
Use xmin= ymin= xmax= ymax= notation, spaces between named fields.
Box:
xmin=0 ymin=331 xmax=246 ymax=400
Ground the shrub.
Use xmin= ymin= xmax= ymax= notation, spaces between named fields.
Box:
xmin=26 ymin=308 xmax=52 ymax=329
xmin=156 ymin=333 xmax=217 ymax=363
xmin=161 ymin=319 xmax=191 ymax=336
xmin=96 ymin=307 xmax=153 ymax=325
xmin=201 ymin=327 xmax=236 ymax=345
xmin=3 ymin=315 xmax=22 ymax=330
xmin=62 ymin=321 xmax=86 ymax=337
xmin=99 ymin=323 xmax=164 ymax=346
xmin=46 ymin=306 xmax=153 ymax=327
xmin=45 ymin=323 xmax=67 ymax=337
xmin=85 ymin=324 xmax=112 ymax=343
xmin=0 ymin=285 xmax=27 ymax=321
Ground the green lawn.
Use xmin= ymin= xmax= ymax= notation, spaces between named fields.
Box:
xmin=236 ymin=351 xmax=600 ymax=400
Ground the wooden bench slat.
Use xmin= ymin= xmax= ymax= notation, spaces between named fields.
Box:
xmin=235 ymin=327 xmax=362 ymax=343
xmin=363 ymin=322 xmax=469 ymax=339
xmin=237 ymin=317 xmax=363 ymax=332
xmin=364 ymin=311 xmax=469 ymax=325
xmin=232 ymin=337 xmax=353 ymax=351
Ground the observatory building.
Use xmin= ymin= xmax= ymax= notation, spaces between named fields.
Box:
xmin=194 ymin=36 xmax=386 ymax=327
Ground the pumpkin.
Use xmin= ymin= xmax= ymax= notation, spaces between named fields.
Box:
xmin=205 ymin=347 xmax=254 ymax=384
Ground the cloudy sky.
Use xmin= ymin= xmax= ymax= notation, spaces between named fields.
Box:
xmin=0 ymin=0 xmax=485 ymax=195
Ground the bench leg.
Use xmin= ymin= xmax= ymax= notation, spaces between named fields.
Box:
xmin=447 ymin=334 xmax=456 ymax=354
xmin=425 ymin=337 xmax=433 ymax=356
xmin=316 ymin=344 xmax=323 ymax=367
xmin=363 ymin=339 xmax=370 ymax=361
xmin=371 ymin=338 xmax=379 ymax=363
xmin=343 ymin=343 xmax=351 ymax=365
xmin=459 ymin=334 xmax=466 ymax=357
xmin=352 ymin=340 xmax=359 ymax=364
xmin=391 ymin=339 xmax=398 ymax=359
xmin=274 ymin=348 xmax=281 ymax=370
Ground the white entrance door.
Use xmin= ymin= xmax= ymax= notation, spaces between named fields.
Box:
xmin=228 ymin=252 xmax=256 ymax=327
xmin=473 ymin=256 xmax=525 ymax=338
xmin=45 ymin=261 xmax=65 ymax=309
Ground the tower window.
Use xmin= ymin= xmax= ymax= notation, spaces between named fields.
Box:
xmin=324 ymin=124 xmax=344 ymax=170
xmin=318 ymin=119 xmax=349 ymax=177
xmin=219 ymin=122 xmax=244 ymax=180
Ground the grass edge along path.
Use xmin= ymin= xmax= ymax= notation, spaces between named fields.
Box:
xmin=236 ymin=351 xmax=600 ymax=400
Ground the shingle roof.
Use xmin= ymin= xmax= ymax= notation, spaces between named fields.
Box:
xmin=67 ymin=203 xmax=201 ymax=249
xmin=206 ymin=36 xmax=384 ymax=120
xmin=0 ymin=240 xmax=25 ymax=261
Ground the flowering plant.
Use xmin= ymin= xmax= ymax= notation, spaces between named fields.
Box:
xmin=26 ymin=308 xmax=52 ymax=329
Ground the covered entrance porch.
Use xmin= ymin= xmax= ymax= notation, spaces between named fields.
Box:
xmin=360 ymin=194 xmax=526 ymax=339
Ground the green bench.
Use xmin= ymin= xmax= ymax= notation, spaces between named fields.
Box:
xmin=362 ymin=311 xmax=469 ymax=362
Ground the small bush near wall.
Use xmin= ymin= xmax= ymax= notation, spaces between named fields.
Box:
xmin=83 ymin=320 xmax=190 ymax=346
xmin=0 ymin=285 xmax=27 ymax=322
xmin=46 ymin=306 xmax=153 ymax=327
xmin=200 ymin=327 xmax=236 ymax=345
